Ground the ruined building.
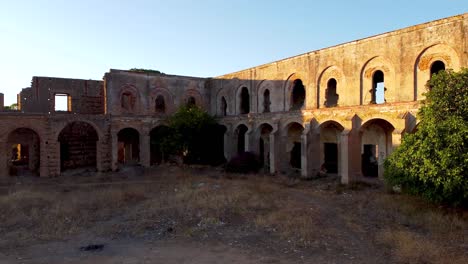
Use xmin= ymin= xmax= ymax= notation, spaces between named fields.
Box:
xmin=1 ymin=14 xmax=467 ymax=183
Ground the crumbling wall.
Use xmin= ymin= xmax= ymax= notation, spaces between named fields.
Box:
xmin=0 ymin=93 xmax=3 ymax=111
xmin=18 ymin=77 xmax=104 ymax=114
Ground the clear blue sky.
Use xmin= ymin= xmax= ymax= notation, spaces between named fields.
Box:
xmin=1 ymin=0 xmax=467 ymax=105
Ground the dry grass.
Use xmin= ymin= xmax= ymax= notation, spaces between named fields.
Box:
xmin=0 ymin=167 xmax=466 ymax=263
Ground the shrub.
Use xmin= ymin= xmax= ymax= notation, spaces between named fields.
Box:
xmin=225 ymin=152 xmax=260 ymax=173
xmin=384 ymin=69 xmax=468 ymax=206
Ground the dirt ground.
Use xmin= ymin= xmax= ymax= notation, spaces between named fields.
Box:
xmin=0 ymin=166 xmax=466 ymax=264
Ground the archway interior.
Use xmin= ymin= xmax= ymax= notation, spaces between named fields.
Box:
xmin=320 ymin=122 xmax=343 ymax=174
xmin=263 ymin=89 xmax=271 ymax=113
xmin=259 ymin=124 xmax=273 ymax=169
xmin=360 ymin=119 xmax=394 ymax=177
xmin=287 ymin=123 xmax=304 ymax=169
xmin=221 ymin=96 xmax=227 ymax=116
xmin=430 ymin=60 xmax=445 ymax=76
xmin=240 ymin=87 xmax=250 ymax=114
xmin=291 ymin=79 xmax=305 ymax=110
xmin=155 ymin=95 xmax=166 ymax=114
xmin=58 ymin=122 xmax=98 ymax=171
xmin=236 ymin=124 xmax=248 ymax=154
xmin=118 ymin=128 xmax=140 ymax=164
xmin=7 ymin=128 xmax=40 ymax=176
xmin=150 ymin=126 xmax=171 ymax=165
xmin=325 ymin=78 xmax=338 ymax=107
xmin=187 ymin=96 xmax=196 ymax=107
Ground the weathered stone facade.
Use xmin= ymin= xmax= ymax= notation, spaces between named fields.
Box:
xmin=1 ymin=14 xmax=467 ymax=182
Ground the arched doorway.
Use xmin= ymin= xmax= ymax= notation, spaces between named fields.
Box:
xmin=58 ymin=122 xmax=98 ymax=171
xmin=320 ymin=121 xmax=344 ymax=174
xmin=286 ymin=122 xmax=304 ymax=170
xmin=7 ymin=128 xmax=40 ymax=176
xmin=118 ymin=128 xmax=140 ymax=165
xmin=360 ymin=119 xmax=394 ymax=178
xmin=239 ymin=87 xmax=250 ymax=114
xmin=235 ymin=124 xmax=248 ymax=154
xmin=150 ymin=125 xmax=172 ymax=165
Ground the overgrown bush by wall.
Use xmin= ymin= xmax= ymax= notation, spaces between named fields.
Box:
xmin=384 ymin=69 xmax=468 ymax=206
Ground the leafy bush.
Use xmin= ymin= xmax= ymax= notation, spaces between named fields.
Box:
xmin=384 ymin=69 xmax=468 ymax=206
xmin=225 ymin=152 xmax=260 ymax=174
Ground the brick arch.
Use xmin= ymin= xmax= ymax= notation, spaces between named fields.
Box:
xmin=283 ymin=73 xmax=306 ymax=111
xmin=54 ymin=120 xmax=103 ymax=141
xmin=360 ymin=56 xmax=396 ymax=105
xmin=281 ymin=118 xmax=305 ymax=132
xmin=183 ymin=89 xmax=205 ymax=109
xmin=414 ymin=43 xmax=461 ymax=100
xmin=235 ymin=84 xmax=251 ymax=115
xmin=317 ymin=66 xmax=346 ymax=108
xmin=257 ymin=80 xmax=278 ymax=113
xmin=150 ymin=88 xmax=175 ymax=114
xmin=216 ymin=88 xmax=231 ymax=116
xmin=119 ymin=84 xmax=140 ymax=114
xmin=4 ymin=125 xmax=44 ymax=143
xmin=5 ymin=127 xmax=42 ymax=176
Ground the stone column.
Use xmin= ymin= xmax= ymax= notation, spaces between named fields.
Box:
xmin=140 ymin=132 xmax=151 ymax=168
xmin=0 ymin=140 xmax=6 ymax=177
xmin=223 ymin=130 xmax=234 ymax=161
xmin=111 ymin=130 xmax=119 ymax=171
xmin=340 ymin=131 xmax=351 ymax=184
xmin=305 ymin=128 xmax=321 ymax=179
xmin=269 ymin=127 xmax=279 ymax=174
xmin=342 ymin=129 xmax=362 ymax=184
xmin=39 ymin=140 xmax=48 ymax=177
xmin=96 ymin=139 xmax=103 ymax=172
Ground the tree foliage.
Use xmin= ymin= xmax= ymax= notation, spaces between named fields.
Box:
xmin=384 ymin=69 xmax=468 ymax=206
xmin=154 ymin=105 xmax=225 ymax=165
xmin=129 ymin=68 xmax=164 ymax=75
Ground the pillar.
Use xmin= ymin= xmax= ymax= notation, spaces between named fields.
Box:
xmin=269 ymin=127 xmax=279 ymax=174
xmin=0 ymin=140 xmax=6 ymax=177
xmin=140 ymin=133 xmax=150 ymax=168
xmin=340 ymin=129 xmax=361 ymax=184
xmin=111 ymin=130 xmax=118 ymax=171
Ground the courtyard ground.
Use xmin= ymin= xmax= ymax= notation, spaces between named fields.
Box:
xmin=0 ymin=165 xmax=466 ymax=264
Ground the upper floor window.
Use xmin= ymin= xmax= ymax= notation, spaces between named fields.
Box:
xmin=187 ymin=96 xmax=196 ymax=108
xmin=240 ymin=87 xmax=250 ymax=114
xmin=291 ymin=79 xmax=305 ymax=110
xmin=221 ymin=96 xmax=227 ymax=116
xmin=121 ymin=92 xmax=136 ymax=111
xmin=430 ymin=60 xmax=445 ymax=76
xmin=325 ymin=78 xmax=339 ymax=107
xmin=371 ymin=71 xmax=385 ymax=104
xmin=55 ymin=93 xmax=71 ymax=112
xmin=155 ymin=95 xmax=166 ymax=114
xmin=263 ymin=89 xmax=271 ymax=113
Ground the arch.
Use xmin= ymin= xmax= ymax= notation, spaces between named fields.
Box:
xmin=360 ymin=118 xmax=395 ymax=178
xmin=285 ymin=122 xmax=304 ymax=170
xmin=257 ymin=80 xmax=281 ymax=113
xmin=430 ymin=60 xmax=446 ymax=76
xmin=6 ymin=128 xmax=41 ymax=176
xmin=220 ymin=96 xmax=227 ymax=116
xmin=235 ymin=124 xmax=249 ymax=154
xmin=119 ymin=84 xmax=139 ymax=113
xmin=117 ymin=128 xmax=140 ymax=165
xmin=283 ymin=73 xmax=306 ymax=111
xmin=319 ymin=121 xmax=345 ymax=174
xmin=150 ymin=125 xmax=172 ymax=165
xmin=317 ymin=66 xmax=346 ymax=108
xmin=54 ymin=119 xmax=104 ymax=141
xmin=262 ymin=89 xmax=271 ymax=113
xmin=238 ymin=86 xmax=250 ymax=114
xmin=360 ymin=56 xmax=396 ymax=105
xmin=183 ymin=89 xmax=204 ymax=109
xmin=290 ymin=79 xmax=305 ymax=110
xmin=414 ymin=44 xmax=460 ymax=100
xmin=150 ymin=88 xmax=174 ymax=114
xmin=155 ymin=95 xmax=166 ymax=114
xmin=58 ymin=121 xmax=99 ymax=171
xmin=216 ymin=88 xmax=231 ymax=116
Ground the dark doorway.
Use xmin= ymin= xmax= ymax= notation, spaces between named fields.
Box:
xmin=290 ymin=142 xmax=301 ymax=169
xmin=187 ymin=96 xmax=196 ymax=108
xmin=240 ymin=87 xmax=250 ymax=114
xmin=362 ymin=144 xmax=378 ymax=177
xmin=236 ymin=125 xmax=248 ymax=154
xmin=291 ymin=79 xmax=305 ymax=110
xmin=118 ymin=128 xmax=140 ymax=165
xmin=324 ymin=143 xmax=338 ymax=173
xmin=430 ymin=60 xmax=445 ymax=76
xmin=58 ymin=122 xmax=98 ymax=171
xmin=7 ymin=128 xmax=40 ymax=176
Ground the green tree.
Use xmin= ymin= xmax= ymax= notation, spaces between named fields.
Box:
xmin=384 ymin=69 xmax=468 ymax=206
xmin=4 ymin=103 xmax=18 ymax=110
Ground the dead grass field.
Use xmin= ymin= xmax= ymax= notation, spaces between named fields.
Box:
xmin=0 ymin=165 xmax=466 ymax=263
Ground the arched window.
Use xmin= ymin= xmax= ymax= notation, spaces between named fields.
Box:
xmin=430 ymin=60 xmax=445 ymax=76
xmin=371 ymin=71 xmax=385 ymax=104
xmin=240 ymin=87 xmax=250 ymax=114
xmin=263 ymin=89 xmax=271 ymax=113
xmin=121 ymin=92 xmax=135 ymax=111
xmin=187 ymin=96 xmax=196 ymax=108
xmin=325 ymin=78 xmax=338 ymax=107
xmin=291 ymin=79 xmax=305 ymax=110
xmin=155 ymin=95 xmax=165 ymax=114
xmin=221 ymin=96 xmax=227 ymax=116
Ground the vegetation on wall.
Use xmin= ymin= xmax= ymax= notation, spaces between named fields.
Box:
xmin=3 ymin=103 xmax=18 ymax=110
xmin=129 ymin=68 xmax=165 ymax=75
xmin=384 ymin=69 xmax=468 ymax=206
